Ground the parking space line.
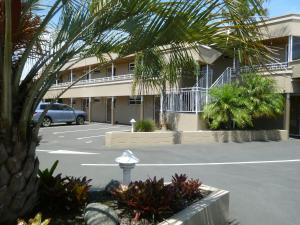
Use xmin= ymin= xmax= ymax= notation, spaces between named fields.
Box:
xmin=77 ymin=135 xmax=105 ymax=140
xmin=81 ymin=159 xmax=300 ymax=167
xmin=49 ymin=150 xmax=99 ymax=155
xmin=53 ymin=126 xmax=123 ymax=134
xmin=37 ymin=149 xmax=100 ymax=155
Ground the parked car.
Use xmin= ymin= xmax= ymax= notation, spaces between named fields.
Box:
xmin=33 ymin=103 xmax=87 ymax=127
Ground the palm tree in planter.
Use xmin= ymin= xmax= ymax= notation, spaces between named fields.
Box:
xmin=203 ymin=73 xmax=284 ymax=130
xmin=238 ymin=73 xmax=284 ymax=119
xmin=131 ymin=0 xmax=271 ymax=129
xmin=1 ymin=0 xmax=260 ymax=223
xmin=203 ymin=84 xmax=253 ymax=129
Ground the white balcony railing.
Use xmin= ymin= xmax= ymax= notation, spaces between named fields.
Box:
xmin=51 ymin=73 xmax=134 ymax=89
xmin=166 ymin=87 xmax=209 ymax=113
xmin=239 ymin=62 xmax=289 ymax=74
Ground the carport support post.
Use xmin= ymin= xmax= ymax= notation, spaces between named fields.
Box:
xmin=88 ymin=97 xmax=92 ymax=123
xmin=140 ymin=95 xmax=144 ymax=121
xmin=284 ymin=93 xmax=291 ymax=135
xmin=111 ymin=97 xmax=115 ymax=125
xmin=111 ymin=63 xmax=115 ymax=80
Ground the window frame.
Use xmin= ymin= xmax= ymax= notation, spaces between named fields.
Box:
xmin=129 ymin=96 xmax=141 ymax=105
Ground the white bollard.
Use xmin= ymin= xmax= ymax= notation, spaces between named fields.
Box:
xmin=115 ymin=150 xmax=139 ymax=185
xmin=130 ymin=118 xmax=136 ymax=133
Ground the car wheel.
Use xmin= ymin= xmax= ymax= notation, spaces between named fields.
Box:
xmin=66 ymin=122 xmax=73 ymax=125
xmin=76 ymin=116 xmax=85 ymax=125
xmin=42 ymin=117 xmax=52 ymax=127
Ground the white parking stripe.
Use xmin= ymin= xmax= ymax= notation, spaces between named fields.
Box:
xmin=81 ymin=159 xmax=300 ymax=167
xmin=36 ymin=149 xmax=52 ymax=152
xmin=49 ymin=150 xmax=99 ymax=155
xmin=53 ymin=127 xmax=123 ymax=134
xmin=37 ymin=149 xmax=100 ymax=155
xmin=77 ymin=135 xmax=105 ymax=140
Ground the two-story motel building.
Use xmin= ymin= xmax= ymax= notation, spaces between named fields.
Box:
xmin=44 ymin=14 xmax=300 ymax=136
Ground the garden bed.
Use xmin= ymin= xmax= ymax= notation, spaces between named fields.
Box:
xmin=87 ymin=185 xmax=229 ymax=225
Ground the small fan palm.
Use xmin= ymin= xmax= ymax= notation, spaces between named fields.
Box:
xmin=203 ymin=84 xmax=252 ymax=129
xmin=239 ymin=73 xmax=284 ymax=118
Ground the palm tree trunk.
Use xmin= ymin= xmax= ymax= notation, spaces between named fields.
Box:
xmin=0 ymin=128 xmax=39 ymax=224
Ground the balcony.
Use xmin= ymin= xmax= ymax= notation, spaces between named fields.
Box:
xmin=50 ymin=73 xmax=134 ymax=90
xmin=238 ymin=62 xmax=289 ymax=74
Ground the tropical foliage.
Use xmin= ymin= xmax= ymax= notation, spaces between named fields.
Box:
xmin=203 ymin=73 xmax=284 ymax=129
xmin=134 ymin=119 xmax=156 ymax=132
xmin=111 ymin=174 xmax=202 ymax=222
xmin=38 ymin=160 xmax=92 ymax=213
xmin=17 ymin=213 xmax=50 ymax=225
xmin=0 ymin=0 xmax=269 ymax=223
xmin=239 ymin=73 xmax=284 ymax=119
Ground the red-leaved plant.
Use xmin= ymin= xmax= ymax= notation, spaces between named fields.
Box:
xmin=111 ymin=174 xmax=203 ymax=222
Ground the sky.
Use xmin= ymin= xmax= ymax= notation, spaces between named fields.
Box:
xmin=266 ymin=0 xmax=300 ymax=17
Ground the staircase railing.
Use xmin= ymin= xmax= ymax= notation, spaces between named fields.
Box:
xmin=210 ymin=67 xmax=233 ymax=88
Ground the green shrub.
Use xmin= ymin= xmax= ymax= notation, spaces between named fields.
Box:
xmin=134 ymin=119 xmax=156 ymax=132
xmin=38 ymin=160 xmax=92 ymax=213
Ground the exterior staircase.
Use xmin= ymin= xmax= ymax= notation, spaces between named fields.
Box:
xmin=166 ymin=62 xmax=289 ymax=113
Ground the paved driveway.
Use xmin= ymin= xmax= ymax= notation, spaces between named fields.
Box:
xmin=37 ymin=124 xmax=300 ymax=225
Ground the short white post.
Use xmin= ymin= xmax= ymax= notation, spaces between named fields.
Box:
xmin=115 ymin=150 xmax=139 ymax=185
xmin=130 ymin=118 xmax=136 ymax=133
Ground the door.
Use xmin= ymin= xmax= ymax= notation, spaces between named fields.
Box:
xmin=61 ymin=104 xmax=76 ymax=122
xmin=106 ymin=98 xmax=112 ymax=122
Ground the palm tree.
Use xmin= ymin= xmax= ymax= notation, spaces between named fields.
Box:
xmin=203 ymin=84 xmax=253 ymax=129
xmin=203 ymin=73 xmax=284 ymax=130
xmin=239 ymin=73 xmax=284 ymax=118
xmin=132 ymin=0 xmax=271 ymax=128
xmin=1 ymin=0 xmax=264 ymax=223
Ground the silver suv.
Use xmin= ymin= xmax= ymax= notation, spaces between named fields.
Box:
xmin=33 ymin=103 xmax=87 ymax=127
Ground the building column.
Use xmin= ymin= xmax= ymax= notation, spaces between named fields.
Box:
xmin=160 ymin=93 xmax=163 ymax=125
xmin=288 ymin=35 xmax=293 ymax=63
xmin=284 ymin=93 xmax=291 ymax=135
xmin=111 ymin=97 xmax=115 ymax=125
xmin=111 ymin=63 xmax=115 ymax=80
xmin=88 ymin=65 xmax=91 ymax=80
xmin=88 ymin=97 xmax=92 ymax=123
xmin=140 ymin=96 xmax=144 ymax=121
xmin=70 ymin=97 xmax=73 ymax=107
xmin=55 ymin=74 xmax=58 ymax=86
xmin=70 ymin=70 xmax=73 ymax=83
xmin=205 ymin=64 xmax=209 ymax=104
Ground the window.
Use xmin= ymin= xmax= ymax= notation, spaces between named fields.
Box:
xmin=128 ymin=63 xmax=135 ymax=72
xmin=129 ymin=96 xmax=141 ymax=105
xmin=61 ymin=105 xmax=74 ymax=111
xmin=50 ymin=104 xmax=62 ymax=110
xmin=292 ymin=36 xmax=300 ymax=61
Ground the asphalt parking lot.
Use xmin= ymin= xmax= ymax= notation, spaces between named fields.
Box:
xmin=37 ymin=123 xmax=300 ymax=225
